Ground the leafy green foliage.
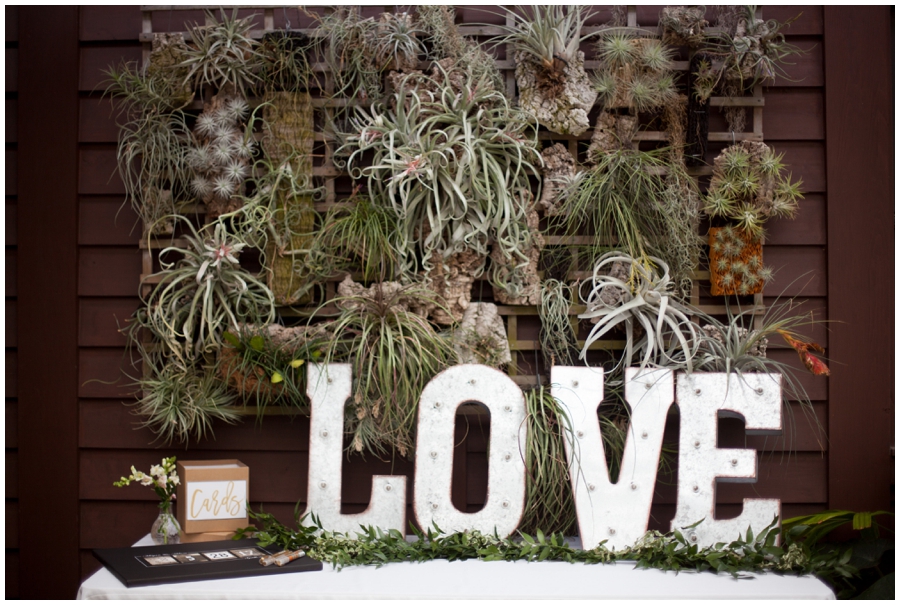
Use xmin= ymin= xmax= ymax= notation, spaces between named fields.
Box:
xmin=235 ymin=511 xmax=861 ymax=586
xmin=322 ymin=283 xmax=458 ymax=457
xmin=554 ymin=147 xmax=703 ymax=296
xmin=520 ymin=386 xmax=578 ymax=535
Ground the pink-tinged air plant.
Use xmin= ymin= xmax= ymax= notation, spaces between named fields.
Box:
xmin=776 ymin=330 xmax=831 ymax=377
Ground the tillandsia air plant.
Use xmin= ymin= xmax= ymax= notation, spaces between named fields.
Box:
xmin=688 ymin=298 xmax=830 ymax=450
xmin=591 ymin=33 xmax=679 ymax=113
xmin=554 ymin=147 xmax=704 ymax=296
xmin=316 ymin=8 xmax=424 ymax=107
xmin=415 ymin=5 xmax=504 ymax=92
xmin=258 ymin=30 xmax=316 ymax=94
xmin=579 ymin=252 xmax=699 ymax=376
xmin=704 ymin=140 xmax=803 ymax=237
xmin=134 ymin=362 xmax=240 ymax=444
xmin=308 ymin=193 xmax=404 ymax=284
xmin=708 ymin=225 xmax=773 ymax=296
xmin=187 ymin=94 xmax=262 ymax=218
xmin=699 ymin=6 xmax=805 ymax=96
xmin=337 ymin=65 xmax=542 ymax=292
xmin=322 ymin=282 xmax=458 ymax=458
xmin=104 ymin=62 xmax=194 ymax=235
xmin=129 ymin=219 xmax=275 ymax=367
xmin=538 ymin=278 xmax=578 ymax=368
xmin=493 ymin=6 xmax=598 ymax=135
xmin=492 ymin=6 xmax=595 ymax=75
xmin=179 ymin=9 xmax=263 ymax=97
xmin=519 ymin=386 xmax=578 ymax=535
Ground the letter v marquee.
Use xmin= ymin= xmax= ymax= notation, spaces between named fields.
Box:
xmin=552 ymin=367 xmax=674 ymax=550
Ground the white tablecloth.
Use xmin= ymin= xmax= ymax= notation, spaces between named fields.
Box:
xmin=77 ymin=536 xmax=835 ymax=600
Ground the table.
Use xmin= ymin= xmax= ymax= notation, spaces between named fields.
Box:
xmin=78 ymin=536 xmax=835 ymax=600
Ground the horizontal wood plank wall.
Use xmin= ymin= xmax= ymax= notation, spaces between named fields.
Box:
xmin=823 ymin=7 xmax=894 ymax=514
xmin=17 ymin=6 xmax=81 ymax=599
xmin=71 ymin=5 xmax=834 ymax=587
xmin=4 ymin=5 xmax=18 ymax=600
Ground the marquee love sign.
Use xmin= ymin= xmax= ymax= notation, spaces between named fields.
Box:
xmin=300 ymin=363 xmax=782 ymax=549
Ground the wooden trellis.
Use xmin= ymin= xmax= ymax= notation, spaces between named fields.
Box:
xmin=137 ymin=5 xmax=767 ymax=396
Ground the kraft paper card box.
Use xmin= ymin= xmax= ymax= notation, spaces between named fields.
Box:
xmin=176 ymin=460 xmax=249 ymax=534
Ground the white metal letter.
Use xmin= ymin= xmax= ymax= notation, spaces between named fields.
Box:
xmin=553 ymin=366 xmax=674 ymax=550
xmin=672 ymin=372 xmax=782 ymax=547
xmin=414 ymin=365 xmax=526 ymax=537
xmin=300 ymin=363 xmax=406 ymax=534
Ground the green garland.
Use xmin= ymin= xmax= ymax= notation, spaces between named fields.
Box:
xmin=234 ymin=509 xmax=855 ymax=586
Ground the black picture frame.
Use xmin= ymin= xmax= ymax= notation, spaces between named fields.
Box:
xmin=93 ymin=539 xmax=322 ymax=588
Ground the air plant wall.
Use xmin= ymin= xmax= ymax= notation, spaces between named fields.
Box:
xmin=109 ymin=6 xmax=821 ymax=536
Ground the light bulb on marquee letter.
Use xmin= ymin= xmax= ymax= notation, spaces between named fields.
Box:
xmin=300 ymin=364 xmax=406 ymax=534
xmin=414 ymin=365 xmax=526 ymax=537
xmin=552 ymin=366 xmax=674 ymax=550
xmin=671 ymin=372 xmax=782 ymax=548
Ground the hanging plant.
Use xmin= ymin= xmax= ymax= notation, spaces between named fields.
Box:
xmin=324 ymin=279 xmax=458 ymax=458
xmin=494 ymin=6 xmax=598 ymax=135
xmin=591 ymin=33 xmax=679 ymax=113
xmin=519 ymin=386 xmax=578 ymax=535
xmin=316 ymin=8 xmax=424 ymax=108
xmin=134 ymin=362 xmax=240 ymax=444
xmin=103 ymin=60 xmax=193 ymax=235
xmin=554 ymin=147 xmax=703 ymax=296
xmin=538 ymin=278 xmax=578 ymax=368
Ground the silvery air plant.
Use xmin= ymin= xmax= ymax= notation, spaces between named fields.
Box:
xmin=578 ymin=252 xmax=698 ymax=375
xmin=114 ymin=456 xmax=183 ymax=544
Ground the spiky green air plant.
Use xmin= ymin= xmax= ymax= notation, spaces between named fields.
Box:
xmin=135 ymin=362 xmax=240 ymax=444
xmin=317 ymin=8 xmax=423 ymax=109
xmin=415 ymin=5 xmax=503 ymax=92
xmin=492 ymin=6 xmax=596 ymax=73
xmin=322 ymin=283 xmax=458 ymax=458
xmin=258 ymin=30 xmax=316 ymax=94
xmin=310 ymin=194 xmax=404 ymax=283
xmin=519 ymin=386 xmax=578 ymax=535
xmin=704 ymin=141 xmax=802 ymax=238
xmin=129 ymin=219 xmax=275 ymax=368
xmin=579 ymin=252 xmax=699 ymax=376
xmin=593 ymin=33 xmax=678 ymax=112
xmin=539 ymin=278 xmax=578 ymax=368
xmin=687 ymin=298 xmax=828 ymax=452
xmin=104 ymin=62 xmax=194 ymax=234
xmin=180 ymin=10 xmax=263 ymax=97
xmin=554 ymin=148 xmax=703 ymax=296
xmin=338 ymin=65 xmax=542 ymax=292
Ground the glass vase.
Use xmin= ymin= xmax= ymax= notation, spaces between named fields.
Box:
xmin=151 ymin=503 xmax=181 ymax=545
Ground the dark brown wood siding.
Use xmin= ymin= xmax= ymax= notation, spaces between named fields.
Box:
xmin=5 ymin=5 xmax=17 ymax=600
xmin=5 ymin=6 xmax=893 ymax=597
